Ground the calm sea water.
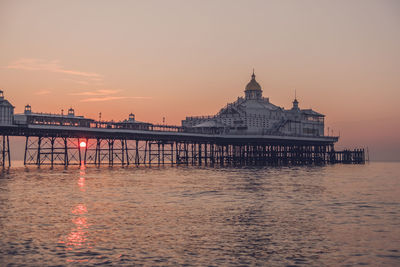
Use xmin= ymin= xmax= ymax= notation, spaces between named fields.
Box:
xmin=0 ymin=162 xmax=399 ymax=266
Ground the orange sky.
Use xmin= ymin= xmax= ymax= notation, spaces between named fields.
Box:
xmin=1 ymin=0 xmax=399 ymax=161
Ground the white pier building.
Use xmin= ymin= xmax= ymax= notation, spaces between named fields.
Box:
xmin=0 ymin=90 xmax=14 ymax=126
xmin=182 ymin=72 xmax=325 ymax=136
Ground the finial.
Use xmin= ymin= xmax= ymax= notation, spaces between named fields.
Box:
xmin=295 ymin=88 xmax=297 ymax=100
xmin=251 ymin=68 xmax=255 ymax=79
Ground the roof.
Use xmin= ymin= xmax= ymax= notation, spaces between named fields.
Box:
xmin=193 ymin=120 xmax=225 ymax=128
xmin=0 ymin=98 xmax=14 ymax=108
xmin=14 ymin=112 xmax=94 ymax=121
xmin=301 ymin=109 xmax=324 ymax=117
xmin=115 ymin=120 xmax=151 ymax=125
xmin=239 ymin=99 xmax=280 ymax=110
xmin=218 ymin=97 xmax=281 ymax=115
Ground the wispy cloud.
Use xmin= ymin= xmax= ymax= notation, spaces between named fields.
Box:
xmin=80 ymin=96 xmax=151 ymax=102
xmin=70 ymin=89 xmax=121 ymax=96
xmin=64 ymin=79 xmax=91 ymax=85
xmin=7 ymin=58 xmax=102 ymax=79
xmin=70 ymin=89 xmax=150 ymax=102
xmin=35 ymin=90 xmax=51 ymax=95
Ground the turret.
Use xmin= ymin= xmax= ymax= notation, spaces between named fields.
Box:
xmin=291 ymin=90 xmax=300 ymax=111
xmin=128 ymin=113 xmax=135 ymax=122
xmin=24 ymin=104 xmax=32 ymax=114
xmin=68 ymin=108 xmax=75 ymax=116
xmin=292 ymin=98 xmax=299 ymax=111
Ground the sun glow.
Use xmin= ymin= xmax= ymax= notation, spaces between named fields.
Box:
xmin=79 ymin=141 xmax=86 ymax=148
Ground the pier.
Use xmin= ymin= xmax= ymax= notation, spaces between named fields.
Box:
xmin=0 ymin=84 xmax=365 ymax=168
xmin=0 ymin=124 xmax=364 ymax=167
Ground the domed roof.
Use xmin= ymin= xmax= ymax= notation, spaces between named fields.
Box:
xmin=245 ymin=72 xmax=262 ymax=91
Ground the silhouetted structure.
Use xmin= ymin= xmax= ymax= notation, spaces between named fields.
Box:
xmin=0 ymin=82 xmax=365 ymax=167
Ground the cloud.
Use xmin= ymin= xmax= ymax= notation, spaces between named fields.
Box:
xmin=70 ymin=89 xmax=121 ymax=96
xmin=63 ymin=78 xmax=104 ymax=86
xmin=80 ymin=96 xmax=151 ymax=102
xmin=70 ymin=89 xmax=150 ymax=102
xmin=64 ymin=79 xmax=91 ymax=85
xmin=7 ymin=58 xmax=102 ymax=79
xmin=35 ymin=90 xmax=51 ymax=95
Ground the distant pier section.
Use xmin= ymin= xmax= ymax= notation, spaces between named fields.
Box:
xmin=0 ymin=73 xmax=365 ymax=167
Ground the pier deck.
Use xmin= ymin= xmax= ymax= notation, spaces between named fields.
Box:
xmin=0 ymin=125 xmax=364 ymax=167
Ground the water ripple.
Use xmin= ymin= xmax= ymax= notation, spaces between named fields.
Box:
xmin=0 ymin=162 xmax=399 ymax=266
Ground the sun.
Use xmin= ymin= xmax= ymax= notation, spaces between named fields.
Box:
xmin=79 ymin=141 xmax=87 ymax=148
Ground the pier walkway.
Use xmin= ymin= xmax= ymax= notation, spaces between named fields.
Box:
xmin=0 ymin=125 xmax=364 ymax=167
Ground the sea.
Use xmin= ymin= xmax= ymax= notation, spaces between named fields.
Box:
xmin=0 ymin=161 xmax=399 ymax=266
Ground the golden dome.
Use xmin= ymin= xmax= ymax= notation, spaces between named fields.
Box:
xmin=245 ymin=72 xmax=262 ymax=91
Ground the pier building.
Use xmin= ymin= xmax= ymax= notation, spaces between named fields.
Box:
xmin=114 ymin=113 xmax=152 ymax=130
xmin=183 ymin=72 xmax=324 ymax=136
xmin=14 ymin=105 xmax=94 ymax=127
xmin=0 ymin=90 xmax=14 ymax=125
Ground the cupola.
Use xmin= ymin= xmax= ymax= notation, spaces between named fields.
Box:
xmin=292 ymin=90 xmax=300 ymax=111
xmin=244 ymin=71 xmax=263 ymax=100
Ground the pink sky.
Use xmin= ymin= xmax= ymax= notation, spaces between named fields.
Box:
xmin=1 ymin=0 xmax=399 ymax=161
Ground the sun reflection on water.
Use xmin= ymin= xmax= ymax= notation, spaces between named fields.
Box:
xmin=78 ymin=177 xmax=85 ymax=191
xmin=58 ymin=163 xmax=94 ymax=262
xmin=72 ymin=203 xmax=87 ymax=215
xmin=65 ymin=203 xmax=91 ymax=249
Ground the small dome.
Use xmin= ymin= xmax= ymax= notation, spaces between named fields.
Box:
xmin=245 ymin=73 xmax=262 ymax=91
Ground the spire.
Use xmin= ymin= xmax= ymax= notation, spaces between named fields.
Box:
xmin=252 ymin=68 xmax=255 ymax=79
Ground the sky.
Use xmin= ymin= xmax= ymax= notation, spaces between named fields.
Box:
xmin=1 ymin=0 xmax=399 ymax=161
